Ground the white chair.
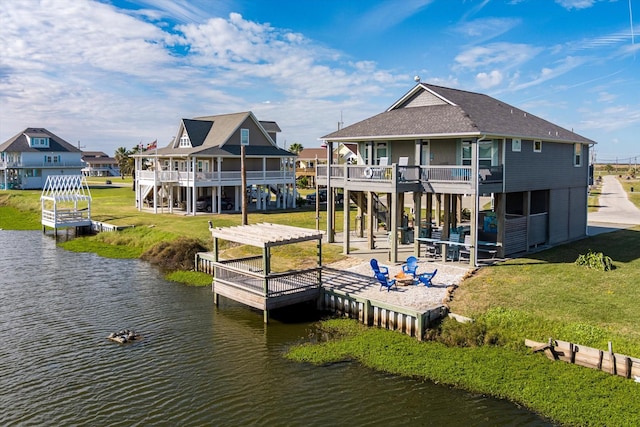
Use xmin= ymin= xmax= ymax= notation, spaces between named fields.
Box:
xmin=425 ymin=230 xmax=441 ymax=258
xmin=447 ymin=233 xmax=460 ymax=261
xmin=459 ymin=235 xmax=472 ymax=262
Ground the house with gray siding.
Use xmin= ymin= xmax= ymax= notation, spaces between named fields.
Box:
xmin=319 ymin=83 xmax=594 ymax=264
xmin=134 ymin=111 xmax=297 ymax=214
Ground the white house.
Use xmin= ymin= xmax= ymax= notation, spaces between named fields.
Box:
xmin=0 ymin=128 xmax=84 ymax=190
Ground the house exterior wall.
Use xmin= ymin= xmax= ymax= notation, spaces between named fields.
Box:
xmin=388 ymin=140 xmax=415 ymax=164
xmin=228 ymin=118 xmax=273 ymax=147
xmin=429 ymin=139 xmax=457 ymax=165
xmin=504 ymin=140 xmax=588 ymax=192
xmin=547 ymin=186 xmax=588 ymax=244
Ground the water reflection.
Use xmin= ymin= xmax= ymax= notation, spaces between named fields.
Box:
xmin=0 ymin=230 xmax=552 ymax=426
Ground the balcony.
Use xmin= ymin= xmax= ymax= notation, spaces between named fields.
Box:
xmin=316 ymin=164 xmax=503 ymax=195
xmin=137 ymin=169 xmax=295 ymax=185
xmin=0 ymin=161 xmax=85 ymax=169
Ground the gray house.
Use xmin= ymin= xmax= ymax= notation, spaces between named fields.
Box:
xmin=319 ymin=83 xmax=595 ymax=264
xmin=135 ymin=111 xmax=297 ymax=214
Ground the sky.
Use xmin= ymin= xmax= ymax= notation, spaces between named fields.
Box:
xmin=1 ymin=0 xmax=638 ymax=164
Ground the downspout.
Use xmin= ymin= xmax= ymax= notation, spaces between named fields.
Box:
xmin=586 ymin=142 xmax=596 ymax=236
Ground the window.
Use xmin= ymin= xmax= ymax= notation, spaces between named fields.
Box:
xmin=375 ymin=142 xmax=387 ymax=163
xmin=461 ymin=140 xmax=494 ymax=167
xmin=533 ymin=140 xmax=542 ymax=152
xmin=573 ymin=143 xmax=582 ymax=167
xmin=512 ymin=138 xmax=521 ymax=152
xmin=29 ymin=137 xmax=50 ymax=148
xmin=241 ymin=128 xmax=249 ymax=145
xmin=179 ymin=132 xmax=190 ymax=147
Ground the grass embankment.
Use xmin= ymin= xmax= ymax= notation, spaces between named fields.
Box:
xmin=0 ymin=183 xmax=346 ymax=284
xmin=288 ymin=228 xmax=640 ymax=426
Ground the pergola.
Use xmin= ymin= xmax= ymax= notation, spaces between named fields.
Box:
xmin=210 ymin=222 xmax=324 ymax=322
xmin=40 ymin=175 xmax=92 ymax=236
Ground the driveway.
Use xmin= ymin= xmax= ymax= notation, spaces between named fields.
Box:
xmin=588 ymin=175 xmax=640 ymax=235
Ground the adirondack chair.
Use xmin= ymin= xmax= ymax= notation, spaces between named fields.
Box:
xmin=370 ymin=258 xmax=389 ymax=278
xmin=402 ymin=256 xmax=419 ymax=278
xmin=417 ymin=269 xmax=437 ymax=287
xmin=375 ymin=271 xmax=397 ymax=292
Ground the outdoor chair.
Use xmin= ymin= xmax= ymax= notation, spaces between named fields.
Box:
xmin=417 ymin=269 xmax=437 ymax=287
xmin=375 ymin=272 xmax=397 ymax=292
xmin=425 ymin=230 xmax=441 ymax=258
xmin=447 ymin=233 xmax=460 ymax=261
xmin=370 ymin=258 xmax=389 ymax=278
xmin=402 ymin=256 xmax=419 ymax=278
xmin=459 ymin=235 xmax=472 ymax=262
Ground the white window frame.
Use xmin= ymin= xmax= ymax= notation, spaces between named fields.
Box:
xmin=533 ymin=140 xmax=542 ymax=153
xmin=462 ymin=139 xmax=494 ymax=167
xmin=179 ymin=132 xmax=190 ymax=148
xmin=241 ymin=128 xmax=249 ymax=145
xmin=573 ymin=143 xmax=582 ymax=167
xmin=512 ymin=138 xmax=521 ymax=152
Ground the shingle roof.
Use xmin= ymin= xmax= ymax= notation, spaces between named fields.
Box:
xmin=322 ymin=84 xmax=594 ymax=144
xmin=0 ymin=128 xmax=81 ymax=152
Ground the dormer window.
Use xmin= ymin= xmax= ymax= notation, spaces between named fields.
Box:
xmin=28 ymin=136 xmax=50 ymax=148
xmin=179 ymin=132 xmax=190 ymax=147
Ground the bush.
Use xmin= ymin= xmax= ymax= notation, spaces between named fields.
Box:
xmin=575 ymin=249 xmax=613 ymax=271
xmin=141 ymin=237 xmax=207 ymax=271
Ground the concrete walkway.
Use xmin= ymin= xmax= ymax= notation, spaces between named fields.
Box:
xmin=588 ymin=175 xmax=640 ymax=236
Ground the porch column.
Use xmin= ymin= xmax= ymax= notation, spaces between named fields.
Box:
xmin=389 ymin=191 xmax=398 ymax=263
xmin=356 ymin=192 xmax=364 ymax=238
xmin=435 ymin=194 xmax=442 ymax=227
xmin=426 ymin=194 xmax=433 ymax=234
xmin=413 ymin=191 xmax=422 ymax=257
xmin=326 ymin=141 xmax=335 ymax=243
xmin=470 ymin=139 xmax=479 ymax=266
xmin=495 ymin=193 xmax=506 ymax=258
xmin=367 ymin=191 xmax=375 ymax=249
xmin=343 ymin=189 xmax=351 ymax=254
xmin=525 ymin=190 xmax=531 ymax=251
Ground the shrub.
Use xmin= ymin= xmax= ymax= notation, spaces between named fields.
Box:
xmin=575 ymin=249 xmax=613 ymax=271
xmin=141 ymin=237 xmax=207 ymax=271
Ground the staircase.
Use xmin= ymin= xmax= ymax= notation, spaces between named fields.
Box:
xmin=349 ymin=191 xmax=388 ymax=224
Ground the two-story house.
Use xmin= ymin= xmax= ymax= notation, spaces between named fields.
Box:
xmin=81 ymin=151 xmax=120 ymax=177
xmin=135 ymin=111 xmax=297 ymax=214
xmin=0 ymin=128 xmax=84 ymax=190
xmin=319 ymin=83 xmax=595 ymax=264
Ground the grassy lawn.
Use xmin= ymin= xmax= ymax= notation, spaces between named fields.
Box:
xmin=618 ymin=176 xmax=640 ymax=209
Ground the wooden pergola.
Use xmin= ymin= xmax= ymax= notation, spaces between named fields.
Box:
xmin=210 ymin=222 xmax=324 ymax=322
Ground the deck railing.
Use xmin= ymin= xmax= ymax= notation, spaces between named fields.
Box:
xmin=42 ymin=208 xmax=90 ymax=224
xmin=211 ymin=261 xmax=321 ymax=297
xmin=138 ymin=169 xmax=295 ymax=183
xmin=318 ymin=164 xmax=504 ymax=186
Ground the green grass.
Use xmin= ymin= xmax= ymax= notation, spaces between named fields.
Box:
xmin=287 ymin=318 xmax=640 ymax=427
xmin=166 ymin=270 xmax=213 ymax=286
xmin=618 ymin=177 xmax=640 ymax=209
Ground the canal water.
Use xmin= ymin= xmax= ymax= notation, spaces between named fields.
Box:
xmin=0 ymin=230 xmax=552 ymax=426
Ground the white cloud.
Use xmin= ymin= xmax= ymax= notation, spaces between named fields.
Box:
xmin=351 ymin=0 xmax=434 ymax=34
xmin=476 ymin=70 xmax=503 ymax=88
xmin=555 ymin=0 xmax=597 ymax=9
xmin=580 ymin=105 xmax=640 ymax=131
xmin=598 ymin=91 xmax=617 ymax=103
xmin=454 ymin=17 xmax=522 ymax=44
xmin=454 ymin=43 xmax=542 ymax=71
xmin=510 ymin=56 xmax=587 ymax=90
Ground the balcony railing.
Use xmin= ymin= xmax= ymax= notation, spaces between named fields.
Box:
xmin=317 ymin=164 xmax=503 ymax=186
xmin=1 ymin=161 xmax=85 ymax=169
xmin=137 ymin=169 xmax=295 ymax=183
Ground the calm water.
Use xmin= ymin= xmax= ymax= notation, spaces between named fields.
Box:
xmin=0 ymin=230 xmax=552 ymax=426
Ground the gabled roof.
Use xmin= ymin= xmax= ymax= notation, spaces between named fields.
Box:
xmin=153 ymin=111 xmax=292 ymax=158
xmin=297 ymin=148 xmax=328 ymax=160
xmin=0 ymin=128 xmax=81 ymax=153
xmin=322 ymin=84 xmax=595 ymax=145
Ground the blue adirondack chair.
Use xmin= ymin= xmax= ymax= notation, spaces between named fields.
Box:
xmin=402 ymin=256 xmax=419 ymax=278
xmin=370 ymin=258 xmax=389 ymax=278
xmin=375 ymin=271 xmax=397 ymax=292
xmin=417 ymin=269 xmax=437 ymax=287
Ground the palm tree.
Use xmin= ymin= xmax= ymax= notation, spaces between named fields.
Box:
xmin=288 ymin=142 xmax=304 ymax=155
xmin=114 ymin=146 xmax=131 ymax=178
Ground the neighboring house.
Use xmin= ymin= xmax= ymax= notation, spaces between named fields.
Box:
xmin=0 ymin=128 xmax=84 ymax=190
xmin=134 ymin=111 xmax=296 ymax=214
xmin=295 ymin=148 xmax=327 ymax=187
xmin=82 ymin=151 xmax=120 ymax=177
xmin=320 ymin=83 xmax=595 ymax=264
xmin=335 ymin=143 xmax=358 ymax=164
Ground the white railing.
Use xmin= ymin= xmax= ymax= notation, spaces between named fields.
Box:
xmin=138 ymin=169 xmax=295 ymax=183
xmin=1 ymin=161 xmax=85 ymax=168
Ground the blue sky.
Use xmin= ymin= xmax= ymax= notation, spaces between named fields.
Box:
xmin=1 ymin=0 xmax=638 ymax=163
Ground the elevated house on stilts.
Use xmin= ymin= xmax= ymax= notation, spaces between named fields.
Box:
xmin=319 ymin=83 xmax=595 ymax=265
